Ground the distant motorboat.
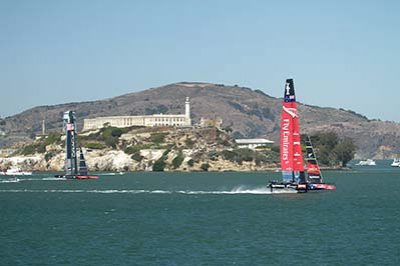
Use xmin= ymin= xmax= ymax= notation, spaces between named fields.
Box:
xmin=356 ymin=159 xmax=376 ymax=166
xmin=0 ymin=167 xmax=32 ymax=176
xmin=391 ymin=158 xmax=400 ymax=167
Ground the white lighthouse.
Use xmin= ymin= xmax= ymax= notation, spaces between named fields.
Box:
xmin=185 ymin=97 xmax=191 ymax=126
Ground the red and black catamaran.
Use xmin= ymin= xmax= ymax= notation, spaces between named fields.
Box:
xmin=268 ymin=79 xmax=335 ymax=193
xmin=55 ymin=111 xmax=98 ymax=180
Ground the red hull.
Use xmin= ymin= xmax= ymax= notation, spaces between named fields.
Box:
xmin=55 ymin=174 xmax=99 ymax=180
xmin=75 ymin=175 xmax=99 ymax=179
xmin=312 ymin=183 xmax=336 ymax=190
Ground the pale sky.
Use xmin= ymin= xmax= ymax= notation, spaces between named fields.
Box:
xmin=1 ymin=0 xmax=399 ymax=121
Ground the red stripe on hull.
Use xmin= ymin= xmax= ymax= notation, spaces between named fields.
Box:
xmin=55 ymin=175 xmax=99 ymax=180
xmin=313 ymin=183 xmax=336 ymax=190
xmin=75 ymin=175 xmax=99 ymax=179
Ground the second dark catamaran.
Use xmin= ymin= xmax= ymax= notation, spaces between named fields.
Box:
xmin=55 ymin=111 xmax=98 ymax=180
xmin=268 ymin=79 xmax=336 ymax=193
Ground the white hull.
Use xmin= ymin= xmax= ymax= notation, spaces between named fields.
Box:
xmin=391 ymin=159 xmax=400 ymax=167
xmin=356 ymin=159 xmax=376 ymax=166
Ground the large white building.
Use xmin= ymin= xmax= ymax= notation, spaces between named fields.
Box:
xmin=83 ymin=97 xmax=192 ymax=131
xmin=235 ymin=138 xmax=274 ymax=150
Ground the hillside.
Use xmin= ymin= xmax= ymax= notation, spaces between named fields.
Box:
xmin=1 ymin=82 xmax=399 ymax=158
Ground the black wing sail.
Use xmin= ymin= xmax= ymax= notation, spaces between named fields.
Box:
xmin=78 ymin=147 xmax=88 ymax=176
xmin=305 ymin=136 xmax=323 ymax=184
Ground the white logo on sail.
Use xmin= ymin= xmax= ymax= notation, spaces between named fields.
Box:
xmin=285 ymin=83 xmax=290 ymax=95
xmin=283 ymin=106 xmax=297 ymax=118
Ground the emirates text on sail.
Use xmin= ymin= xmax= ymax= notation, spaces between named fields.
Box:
xmin=282 ymin=118 xmax=290 ymax=163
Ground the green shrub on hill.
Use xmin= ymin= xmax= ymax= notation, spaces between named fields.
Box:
xmin=152 ymin=149 xmax=170 ymax=171
xmin=44 ymin=151 xmax=56 ymax=162
xmin=44 ymin=132 xmax=62 ymax=146
xmin=153 ymin=158 xmax=166 ymax=171
xmin=162 ymin=149 xmax=171 ymax=157
xmin=187 ymin=159 xmax=195 ymax=167
xmin=102 ymin=127 xmax=124 ymax=138
xmin=81 ymin=126 xmax=139 ymax=148
xmin=131 ymin=151 xmax=143 ymax=161
xmin=21 ymin=142 xmax=46 ymax=155
xmin=19 ymin=132 xmax=62 ymax=155
xmin=100 ymin=127 xmax=124 ymax=148
xmin=172 ymin=152 xmax=184 ymax=169
xmin=221 ymin=150 xmax=235 ymax=161
xmin=207 ymin=150 xmax=218 ymax=161
xmin=21 ymin=144 xmax=36 ymax=155
xmin=150 ymin=133 xmax=167 ymax=144
xmin=220 ymin=148 xmax=255 ymax=164
xmin=124 ymin=146 xmax=140 ymax=154
xmin=124 ymin=144 xmax=152 ymax=154
xmin=86 ymin=142 xmax=107 ymax=149
xmin=184 ymin=138 xmax=195 ymax=148
xmin=200 ymin=163 xmax=210 ymax=171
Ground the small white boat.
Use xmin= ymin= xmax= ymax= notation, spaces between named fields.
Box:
xmin=356 ymin=159 xmax=376 ymax=166
xmin=0 ymin=167 xmax=32 ymax=176
xmin=391 ymin=158 xmax=400 ymax=167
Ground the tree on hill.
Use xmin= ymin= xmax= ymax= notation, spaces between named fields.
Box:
xmin=333 ymin=138 xmax=357 ymax=167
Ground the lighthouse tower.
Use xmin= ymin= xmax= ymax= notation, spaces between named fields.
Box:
xmin=185 ymin=97 xmax=191 ymax=126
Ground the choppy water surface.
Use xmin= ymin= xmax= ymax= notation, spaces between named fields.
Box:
xmin=1 ymin=162 xmax=399 ymax=265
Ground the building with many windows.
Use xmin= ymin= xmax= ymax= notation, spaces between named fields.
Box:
xmin=82 ymin=97 xmax=191 ymax=131
xmin=235 ymin=138 xmax=274 ymax=150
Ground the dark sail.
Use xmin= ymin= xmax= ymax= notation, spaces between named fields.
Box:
xmin=78 ymin=147 xmax=88 ymax=176
xmin=305 ymin=136 xmax=323 ymax=184
xmin=64 ymin=111 xmax=78 ymax=175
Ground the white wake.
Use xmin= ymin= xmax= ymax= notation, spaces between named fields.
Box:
xmin=0 ymin=178 xmax=21 ymax=183
xmin=0 ymin=177 xmax=68 ymax=182
xmin=0 ymin=186 xmax=296 ymax=194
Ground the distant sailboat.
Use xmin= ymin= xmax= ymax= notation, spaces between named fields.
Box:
xmin=268 ymin=79 xmax=336 ymax=193
xmin=55 ymin=111 xmax=98 ymax=180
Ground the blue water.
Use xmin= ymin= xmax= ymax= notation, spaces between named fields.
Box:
xmin=1 ymin=163 xmax=399 ymax=265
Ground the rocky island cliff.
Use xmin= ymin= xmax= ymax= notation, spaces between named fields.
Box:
xmin=0 ymin=126 xmax=280 ymax=172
